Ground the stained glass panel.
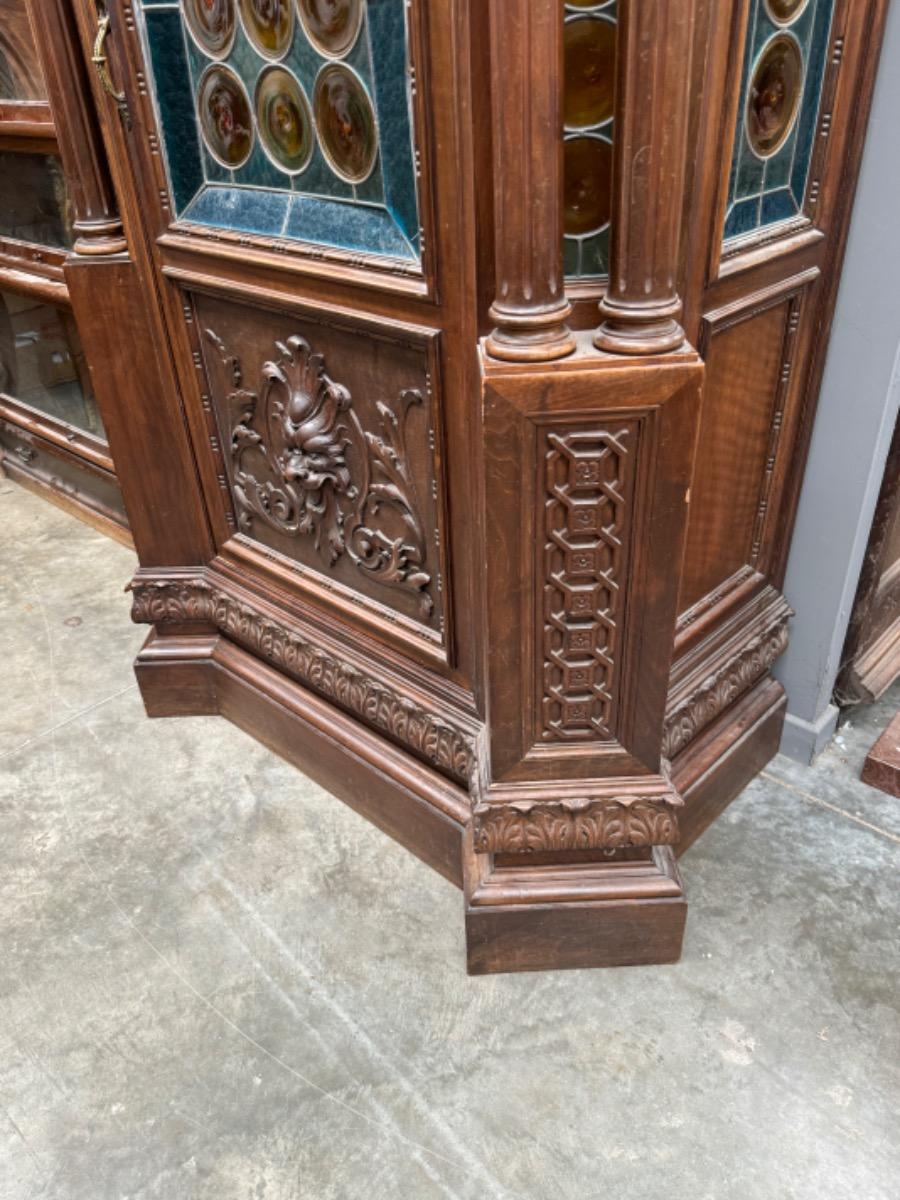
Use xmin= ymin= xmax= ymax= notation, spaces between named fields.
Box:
xmin=563 ymin=0 xmax=616 ymax=280
xmin=138 ymin=0 xmax=420 ymax=261
xmin=723 ymin=0 xmax=834 ymax=243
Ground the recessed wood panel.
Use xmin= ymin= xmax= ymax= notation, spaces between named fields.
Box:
xmin=679 ymin=301 xmax=789 ymax=613
xmin=191 ymin=290 xmax=446 ymax=639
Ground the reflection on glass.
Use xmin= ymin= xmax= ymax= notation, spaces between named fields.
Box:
xmin=0 ymin=153 xmax=74 ymax=248
xmin=746 ymin=34 xmax=803 ymax=158
xmin=0 ymin=0 xmax=47 ymax=101
xmin=0 ymin=290 xmax=105 ymax=438
xmin=564 ymin=17 xmax=616 ymax=129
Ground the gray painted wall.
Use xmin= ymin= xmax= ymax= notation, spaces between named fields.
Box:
xmin=775 ymin=0 xmax=900 ymax=763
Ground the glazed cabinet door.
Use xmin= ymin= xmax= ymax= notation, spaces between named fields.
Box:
xmin=68 ymin=0 xmax=485 ymax=785
xmin=0 ymin=0 xmax=129 ymax=539
xmin=667 ymin=0 xmax=888 ymax=841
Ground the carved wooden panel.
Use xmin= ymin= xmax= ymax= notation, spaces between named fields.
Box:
xmin=191 ymin=291 xmax=446 ymax=637
xmin=483 ymin=354 xmax=701 ymax=784
xmin=679 ymin=273 xmax=815 ymax=615
xmin=540 ymin=423 xmax=634 ymax=743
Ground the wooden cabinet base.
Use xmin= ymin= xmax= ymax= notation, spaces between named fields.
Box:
xmin=135 ymin=627 xmax=689 ymax=973
xmin=465 ymin=846 xmax=686 ymax=975
xmin=672 ymin=677 xmax=787 ymax=855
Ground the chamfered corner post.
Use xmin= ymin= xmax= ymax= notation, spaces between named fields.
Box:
xmin=594 ymin=0 xmax=695 ymax=356
xmin=484 ymin=0 xmax=576 ymax=363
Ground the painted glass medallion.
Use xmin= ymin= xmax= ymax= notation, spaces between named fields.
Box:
xmin=746 ymin=33 xmax=803 ymax=158
xmin=765 ymin=0 xmax=810 ymax=25
xmin=183 ymin=0 xmax=236 ymax=59
xmin=256 ymin=66 xmax=314 ymax=173
xmin=314 ymin=63 xmax=378 ymax=183
xmin=564 ymin=17 xmax=616 ymax=129
xmin=198 ymin=65 xmax=254 ymax=167
xmin=564 ymin=136 xmax=612 ymax=236
xmin=237 ymin=0 xmax=294 ymax=59
xmin=297 ymin=0 xmax=364 ymax=58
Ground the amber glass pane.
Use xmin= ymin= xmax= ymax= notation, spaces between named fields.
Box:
xmin=314 ymin=64 xmax=378 ymax=184
xmin=0 ymin=153 xmax=74 ymax=248
xmin=0 ymin=291 xmax=105 ymax=438
xmin=297 ymin=0 xmax=364 ymax=58
xmin=183 ymin=0 xmax=236 ymax=59
xmin=746 ymin=34 xmax=803 ymax=158
xmin=237 ymin=0 xmax=293 ymax=59
xmin=765 ymin=0 xmax=810 ymax=24
xmin=564 ymin=137 xmax=612 ymax=236
xmin=564 ymin=17 xmax=616 ymax=130
xmin=0 ymin=0 xmax=46 ymax=100
xmin=256 ymin=66 xmax=314 ymax=173
xmin=198 ymin=66 xmax=254 ymax=168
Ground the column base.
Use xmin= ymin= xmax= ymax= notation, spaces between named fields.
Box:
xmin=465 ymin=842 xmax=686 ymax=974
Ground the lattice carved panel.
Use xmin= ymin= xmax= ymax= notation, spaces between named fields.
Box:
xmin=540 ymin=424 xmax=634 ymax=743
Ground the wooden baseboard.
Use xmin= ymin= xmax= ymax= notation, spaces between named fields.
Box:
xmin=1 ymin=447 xmax=132 ymax=548
xmin=465 ymin=845 xmax=686 ymax=975
xmin=671 ymin=675 xmax=786 ymax=854
xmin=134 ymin=628 xmax=691 ymax=973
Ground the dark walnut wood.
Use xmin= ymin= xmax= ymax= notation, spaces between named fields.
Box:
xmin=861 ymin=711 xmax=900 ymax=797
xmin=38 ymin=0 xmax=892 ymax=973
xmin=836 ymin=415 xmax=900 ymax=706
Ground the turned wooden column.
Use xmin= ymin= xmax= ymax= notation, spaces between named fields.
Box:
xmin=485 ymin=0 xmax=575 ymax=363
xmin=594 ymin=0 xmax=693 ymax=356
xmin=29 ymin=0 xmax=127 ymax=256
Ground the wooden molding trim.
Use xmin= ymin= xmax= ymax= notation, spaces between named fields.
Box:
xmin=130 ymin=576 xmax=477 ymax=785
xmin=664 ymin=606 xmax=791 ymax=759
xmin=473 ymin=793 xmax=681 ymax=854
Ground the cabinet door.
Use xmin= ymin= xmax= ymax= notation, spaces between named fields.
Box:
xmin=0 ymin=0 xmax=128 ymax=540
xmin=70 ymin=0 xmax=485 ymax=775
xmin=666 ymin=0 xmax=886 ymax=765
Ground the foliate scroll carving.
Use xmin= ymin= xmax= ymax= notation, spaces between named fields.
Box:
xmin=206 ymin=330 xmax=433 ymax=617
xmin=542 ymin=426 xmax=632 ymax=741
xmin=663 ymin=613 xmax=791 ymax=758
xmin=131 ymin=579 xmax=473 ymax=782
xmin=473 ymin=796 xmax=680 ymax=854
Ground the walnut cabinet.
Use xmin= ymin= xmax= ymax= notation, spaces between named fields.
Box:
xmin=44 ymin=0 xmax=889 ymax=972
xmin=0 ymin=0 xmax=129 ymax=539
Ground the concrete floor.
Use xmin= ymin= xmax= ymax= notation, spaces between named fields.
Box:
xmin=1 ymin=477 xmax=899 ymax=1200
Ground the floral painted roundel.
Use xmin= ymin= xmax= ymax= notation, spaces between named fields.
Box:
xmin=297 ymin=0 xmax=364 ymax=58
xmin=314 ymin=63 xmax=379 ymax=183
xmin=183 ymin=0 xmax=236 ymax=59
xmin=198 ymin=64 xmax=254 ymax=168
xmin=256 ymin=66 xmax=315 ymax=173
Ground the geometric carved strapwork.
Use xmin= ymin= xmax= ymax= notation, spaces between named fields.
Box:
xmin=542 ymin=426 xmax=631 ymax=742
xmin=207 ymin=329 xmax=432 ymax=618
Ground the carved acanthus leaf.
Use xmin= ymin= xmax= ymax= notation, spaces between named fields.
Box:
xmin=663 ymin=614 xmax=790 ymax=758
xmin=205 ymin=330 xmax=433 ymax=617
xmin=473 ymin=796 xmax=681 ymax=854
xmin=131 ymin=579 xmax=472 ymax=782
